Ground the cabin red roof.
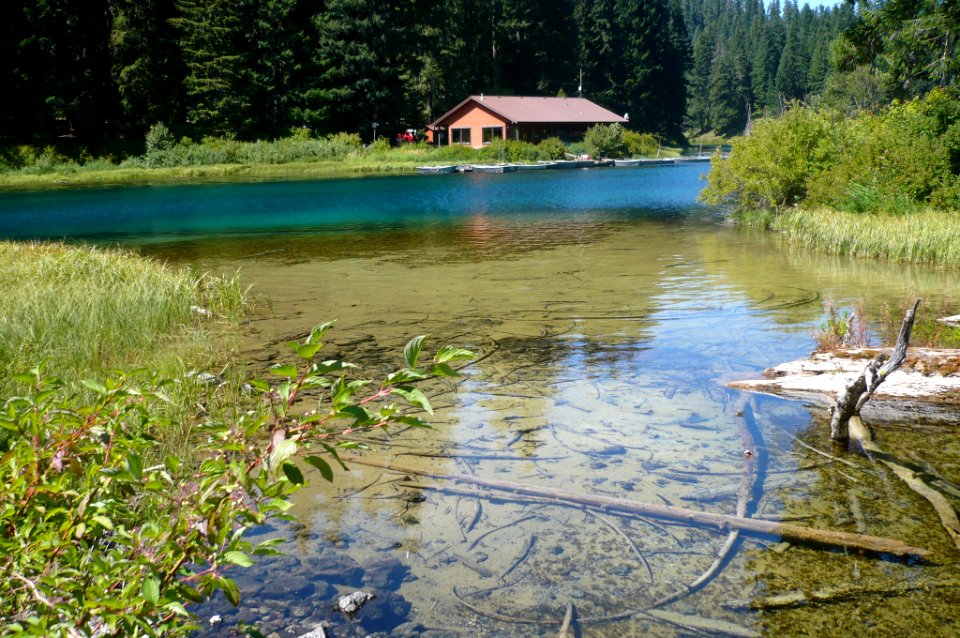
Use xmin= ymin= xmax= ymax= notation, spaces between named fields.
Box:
xmin=430 ymin=95 xmax=627 ymax=128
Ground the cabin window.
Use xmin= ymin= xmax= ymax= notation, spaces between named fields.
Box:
xmin=482 ymin=126 xmax=504 ymax=145
xmin=451 ymin=128 xmax=471 ymax=145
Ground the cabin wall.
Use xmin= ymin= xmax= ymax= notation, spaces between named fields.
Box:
xmin=439 ymin=104 xmax=508 ymax=149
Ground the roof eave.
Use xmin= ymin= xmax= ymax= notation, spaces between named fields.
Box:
xmin=429 ymin=96 xmax=516 ymax=128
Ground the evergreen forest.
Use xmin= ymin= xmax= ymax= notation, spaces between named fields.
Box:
xmin=1 ymin=0 xmax=855 ymax=147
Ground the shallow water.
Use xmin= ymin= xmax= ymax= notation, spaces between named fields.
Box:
xmin=3 ymin=165 xmax=960 ymax=637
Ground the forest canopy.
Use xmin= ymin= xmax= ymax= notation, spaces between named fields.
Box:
xmin=0 ymin=0 xmax=851 ymax=147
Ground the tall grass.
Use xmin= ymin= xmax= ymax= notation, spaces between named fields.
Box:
xmin=0 ymin=242 xmax=248 ymax=388
xmin=0 ymin=241 xmax=256 ymax=458
xmin=774 ymin=206 xmax=960 ymax=266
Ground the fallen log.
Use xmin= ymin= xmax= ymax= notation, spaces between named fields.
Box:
xmin=342 ymin=455 xmax=929 ymax=557
xmin=724 ymin=578 xmax=960 ymax=611
xmin=850 ymin=415 xmax=960 ymax=550
xmin=556 ymin=601 xmax=574 ymax=638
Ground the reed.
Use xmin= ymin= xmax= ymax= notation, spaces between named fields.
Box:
xmin=774 ymin=206 xmax=960 ymax=267
xmin=0 ymin=241 xmax=248 ymax=389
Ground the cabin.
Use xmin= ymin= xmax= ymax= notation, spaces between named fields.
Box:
xmin=428 ymin=95 xmax=627 ymax=149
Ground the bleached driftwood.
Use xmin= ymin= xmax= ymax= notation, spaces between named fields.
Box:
xmin=829 ymin=299 xmax=921 ymax=441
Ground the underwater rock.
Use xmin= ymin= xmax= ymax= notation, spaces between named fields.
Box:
xmin=305 ymin=552 xmax=364 ymax=587
xmin=352 ymin=591 xmax=412 ymax=634
xmin=257 ymin=573 xmax=317 ymax=600
xmin=336 ymin=591 xmax=375 ymax=616
xmin=295 ymin=623 xmax=330 ymax=638
xmin=362 ymin=556 xmax=412 ymax=590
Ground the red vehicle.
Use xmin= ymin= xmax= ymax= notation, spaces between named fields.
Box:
xmin=395 ymin=129 xmax=418 ymax=144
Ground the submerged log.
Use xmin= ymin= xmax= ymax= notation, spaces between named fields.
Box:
xmin=830 ymin=299 xmax=921 ymax=441
xmin=343 ymin=455 xmax=929 ymax=557
xmin=850 ymin=416 xmax=960 ymax=550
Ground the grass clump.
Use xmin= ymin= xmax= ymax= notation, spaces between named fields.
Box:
xmin=813 ymin=299 xmax=870 ymax=351
xmin=0 ymin=241 xmax=248 ymax=391
xmin=774 ymin=207 xmax=960 ymax=266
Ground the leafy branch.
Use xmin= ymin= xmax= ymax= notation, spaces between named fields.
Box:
xmin=0 ymin=325 xmax=473 ymax=636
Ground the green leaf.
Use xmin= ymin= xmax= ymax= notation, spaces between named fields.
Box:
xmin=336 ymin=404 xmax=374 ymax=425
xmin=295 ymin=342 xmax=323 ymax=360
xmin=391 ymin=386 xmax=434 ymax=415
xmin=435 ymin=345 xmax=475 ymax=364
xmin=307 ymin=322 xmax=335 ymax=344
xmin=253 ymin=538 xmax=285 ymax=555
xmin=218 ymin=576 xmax=241 ymax=606
xmin=223 ymin=550 xmax=255 ymax=568
xmin=91 ymin=515 xmax=114 ymax=531
xmin=142 ymin=576 xmax=160 ymax=606
xmin=247 ymin=379 xmax=270 ymax=392
xmin=269 ymin=364 xmax=299 ymax=379
xmin=282 ymin=461 xmax=305 ymax=485
xmin=311 ymin=359 xmax=356 ymax=374
xmin=304 ymin=455 xmax=334 ymax=482
xmin=11 ymin=372 xmax=37 ymax=384
xmin=431 ymin=363 xmax=459 ymax=377
xmin=404 ymin=335 xmax=427 ymax=369
xmin=269 ymin=439 xmax=298 ymax=469
xmin=384 ymin=369 xmax=427 ymax=385
xmin=81 ymin=379 xmax=107 ymax=395
xmin=126 ymin=453 xmax=143 ymax=481
xmin=164 ymin=455 xmax=181 ymax=474
xmin=164 ymin=602 xmax=190 ymax=617
xmin=395 ymin=415 xmax=433 ymax=429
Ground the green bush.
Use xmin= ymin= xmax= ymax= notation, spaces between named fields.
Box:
xmin=501 ymin=140 xmax=543 ymax=162
xmin=702 ymin=105 xmax=843 ymax=211
xmin=706 ymin=90 xmax=960 ymax=216
xmin=537 ymin=137 xmax=568 ymax=160
xmin=584 ymin=123 xmax=627 ymax=158
xmin=145 ymin=123 xmax=176 ymax=154
xmin=622 ymin=130 xmax=658 ymax=157
xmin=0 ymin=327 xmax=473 ymax=635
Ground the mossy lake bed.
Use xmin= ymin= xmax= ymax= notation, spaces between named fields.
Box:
xmin=3 ymin=164 xmax=960 ymax=636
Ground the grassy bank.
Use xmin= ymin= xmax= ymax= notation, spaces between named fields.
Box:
xmin=0 ymin=125 xmax=679 ymax=190
xmin=0 ymin=159 xmax=421 ymax=190
xmin=704 ymin=91 xmax=960 ymax=268
xmin=773 ymin=207 xmax=960 ymax=267
xmin=0 ymin=241 xmax=248 ymax=390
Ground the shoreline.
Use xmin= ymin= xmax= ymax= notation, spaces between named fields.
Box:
xmin=0 ymin=160 xmax=423 ymax=191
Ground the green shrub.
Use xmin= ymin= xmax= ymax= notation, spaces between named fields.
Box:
xmin=622 ymin=130 xmax=658 ymax=157
xmin=0 ymin=328 xmax=473 ymax=635
xmin=706 ymin=91 xmax=960 ymax=216
xmin=501 ymin=140 xmax=542 ymax=162
xmin=289 ymin=126 xmax=313 ymax=141
xmin=584 ymin=123 xmax=627 ymax=158
xmin=326 ymin=131 xmax=363 ymax=152
xmin=537 ymin=137 xmax=567 ymax=160
xmin=702 ymin=105 xmax=842 ymax=211
xmin=145 ymin=123 xmax=176 ymax=154
xmin=369 ymin=137 xmax=391 ymax=153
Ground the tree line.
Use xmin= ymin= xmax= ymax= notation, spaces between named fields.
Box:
xmin=683 ymin=0 xmax=857 ymax=136
xmin=0 ymin=0 xmax=865 ymax=147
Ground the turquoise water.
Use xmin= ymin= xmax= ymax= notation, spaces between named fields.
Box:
xmin=0 ymin=167 xmax=707 ymax=243
xmin=3 ymin=166 xmax=960 ymax=637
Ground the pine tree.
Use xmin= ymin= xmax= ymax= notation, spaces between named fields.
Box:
xmin=173 ymin=0 xmax=251 ymax=136
xmin=109 ymin=0 xmax=183 ymax=131
xmin=304 ymin=0 xmax=422 ymax=137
